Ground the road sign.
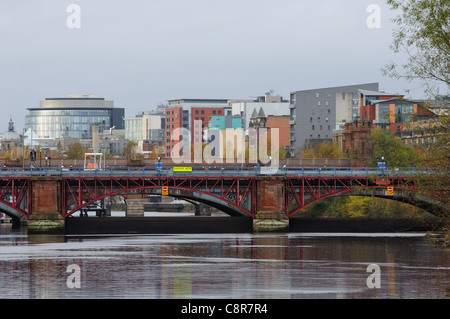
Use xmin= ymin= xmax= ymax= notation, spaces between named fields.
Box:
xmin=387 ymin=187 xmax=394 ymax=196
xmin=162 ymin=186 xmax=169 ymax=196
xmin=173 ymin=167 xmax=192 ymax=172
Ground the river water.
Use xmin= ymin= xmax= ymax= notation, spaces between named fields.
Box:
xmin=0 ymin=221 xmax=449 ymax=299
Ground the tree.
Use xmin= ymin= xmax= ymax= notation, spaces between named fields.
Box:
xmin=66 ymin=143 xmax=86 ymax=159
xmin=300 ymin=142 xmax=346 ymax=159
xmin=368 ymin=128 xmax=423 ymax=167
xmin=383 ymin=0 xmax=449 ymax=97
xmin=122 ymin=141 xmax=139 ymax=161
xmin=383 ymin=0 xmax=449 ymax=204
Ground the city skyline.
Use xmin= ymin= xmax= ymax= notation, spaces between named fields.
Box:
xmin=0 ymin=0 xmax=428 ymax=133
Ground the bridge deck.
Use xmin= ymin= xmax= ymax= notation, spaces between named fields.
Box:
xmin=0 ymin=166 xmax=438 ymax=178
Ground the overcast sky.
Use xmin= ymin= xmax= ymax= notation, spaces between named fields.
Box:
xmin=0 ymin=0 xmax=422 ymax=132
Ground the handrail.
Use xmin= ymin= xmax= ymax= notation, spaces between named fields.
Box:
xmin=0 ymin=165 xmax=444 ymax=178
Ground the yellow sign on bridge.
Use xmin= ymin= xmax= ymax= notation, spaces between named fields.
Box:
xmin=387 ymin=187 xmax=394 ymax=196
xmin=173 ymin=167 xmax=193 ymax=172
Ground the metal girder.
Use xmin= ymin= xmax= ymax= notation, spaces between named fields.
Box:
xmin=0 ymin=178 xmax=31 ymax=218
xmin=62 ymin=176 xmax=256 ymax=218
xmin=286 ymin=176 xmax=419 ymax=217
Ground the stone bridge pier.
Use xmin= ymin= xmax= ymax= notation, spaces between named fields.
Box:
xmin=254 ymin=177 xmax=288 ymax=232
xmin=124 ymin=194 xmax=147 ymax=217
xmin=27 ymin=177 xmax=64 ymax=234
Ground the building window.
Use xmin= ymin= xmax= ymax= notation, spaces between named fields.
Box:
xmin=218 ymin=110 xmax=222 ymax=115
xmin=290 ymin=93 xmax=296 ymax=104
xmin=315 ymin=93 xmax=320 ymax=98
xmin=342 ymin=93 xmax=346 ymax=100
xmin=212 ymin=110 xmax=216 ymax=115
xmin=312 ymin=125 xmax=315 ymax=130
xmin=195 ymin=110 xmax=199 ymax=114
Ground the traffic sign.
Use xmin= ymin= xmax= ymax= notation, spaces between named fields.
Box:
xmin=387 ymin=187 xmax=394 ymax=196
xmin=173 ymin=167 xmax=192 ymax=172
xmin=162 ymin=186 xmax=169 ymax=196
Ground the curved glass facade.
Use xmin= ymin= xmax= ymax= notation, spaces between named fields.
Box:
xmin=25 ymin=97 xmax=124 ymax=139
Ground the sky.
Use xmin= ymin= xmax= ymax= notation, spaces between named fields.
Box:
xmin=0 ymin=0 xmax=424 ymax=132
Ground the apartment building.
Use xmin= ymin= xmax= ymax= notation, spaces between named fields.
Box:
xmin=289 ymin=83 xmax=379 ymax=154
xmin=165 ymin=99 xmax=229 ymax=158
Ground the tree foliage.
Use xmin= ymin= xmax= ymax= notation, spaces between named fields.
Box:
xmin=66 ymin=143 xmax=89 ymax=159
xmin=383 ymin=0 xmax=450 ymax=95
xmin=122 ymin=141 xmax=139 ymax=160
xmin=300 ymin=142 xmax=346 ymax=159
xmin=300 ymin=196 xmax=432 ymax=218
xmin=383 ymin=0 xmax=449 ymax=204
xmin=368 ymin=128 xmax=424 ymax=167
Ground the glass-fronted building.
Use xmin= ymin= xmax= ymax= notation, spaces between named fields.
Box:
xmin=25 ymin=95 xmax=124 ymax=139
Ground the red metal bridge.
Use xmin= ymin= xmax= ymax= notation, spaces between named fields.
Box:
xmin=0 ymin=167 xmax=447 ymax=225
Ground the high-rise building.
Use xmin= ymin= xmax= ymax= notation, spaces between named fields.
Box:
xmin=124 ymin=111 xmax=164 ymax=153
xmin=289 ymin=83 xmax=379 ymax=154
xmin=25 ymin=95 xmax=124 ymax=140
xmin=165 ymin=99 xmax=229 ymax=158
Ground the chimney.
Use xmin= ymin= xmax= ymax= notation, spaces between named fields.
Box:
xmin=92 ymin=123 xmax=99 ymax=153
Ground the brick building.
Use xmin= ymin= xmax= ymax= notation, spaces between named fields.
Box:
xmin=265 ymin=115 xmax=290 ymax=148
xmin=333 ymin=120 xmax=373 ymax=166
xmin=360 ymin=96 xmax=434 ymax=135
xmin=165 ymin=99 xmax=229 ymax=158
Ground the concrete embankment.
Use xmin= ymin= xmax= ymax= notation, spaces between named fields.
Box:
xmin=290 ymin=217 xmax=449 ymax=233
xmin=64 ymin=216 xmax=449 ymax=235
xmin=65 ymin=217 xmax=253 ymax=234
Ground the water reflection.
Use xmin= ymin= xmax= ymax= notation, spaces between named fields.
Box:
xmin=0 ymin=224 xmax=448 ymax=299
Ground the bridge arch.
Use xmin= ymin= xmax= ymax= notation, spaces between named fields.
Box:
xmin=288 ymin=185 xmax=448 ymax=218
xmin=0 ymin=200 xmax=26 ymax=219
xmin=63 ymin=179 xmax=255 ymax=218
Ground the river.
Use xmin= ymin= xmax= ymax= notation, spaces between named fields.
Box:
xmin=0 ymin=218 xmax=448 ymax=300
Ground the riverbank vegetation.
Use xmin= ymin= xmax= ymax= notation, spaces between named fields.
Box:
xmin=299 ymin=196 xmax=434 ymax=218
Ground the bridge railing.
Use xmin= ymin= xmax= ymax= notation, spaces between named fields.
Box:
xmin=0 ymin=166 xmax=441 ymax=178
